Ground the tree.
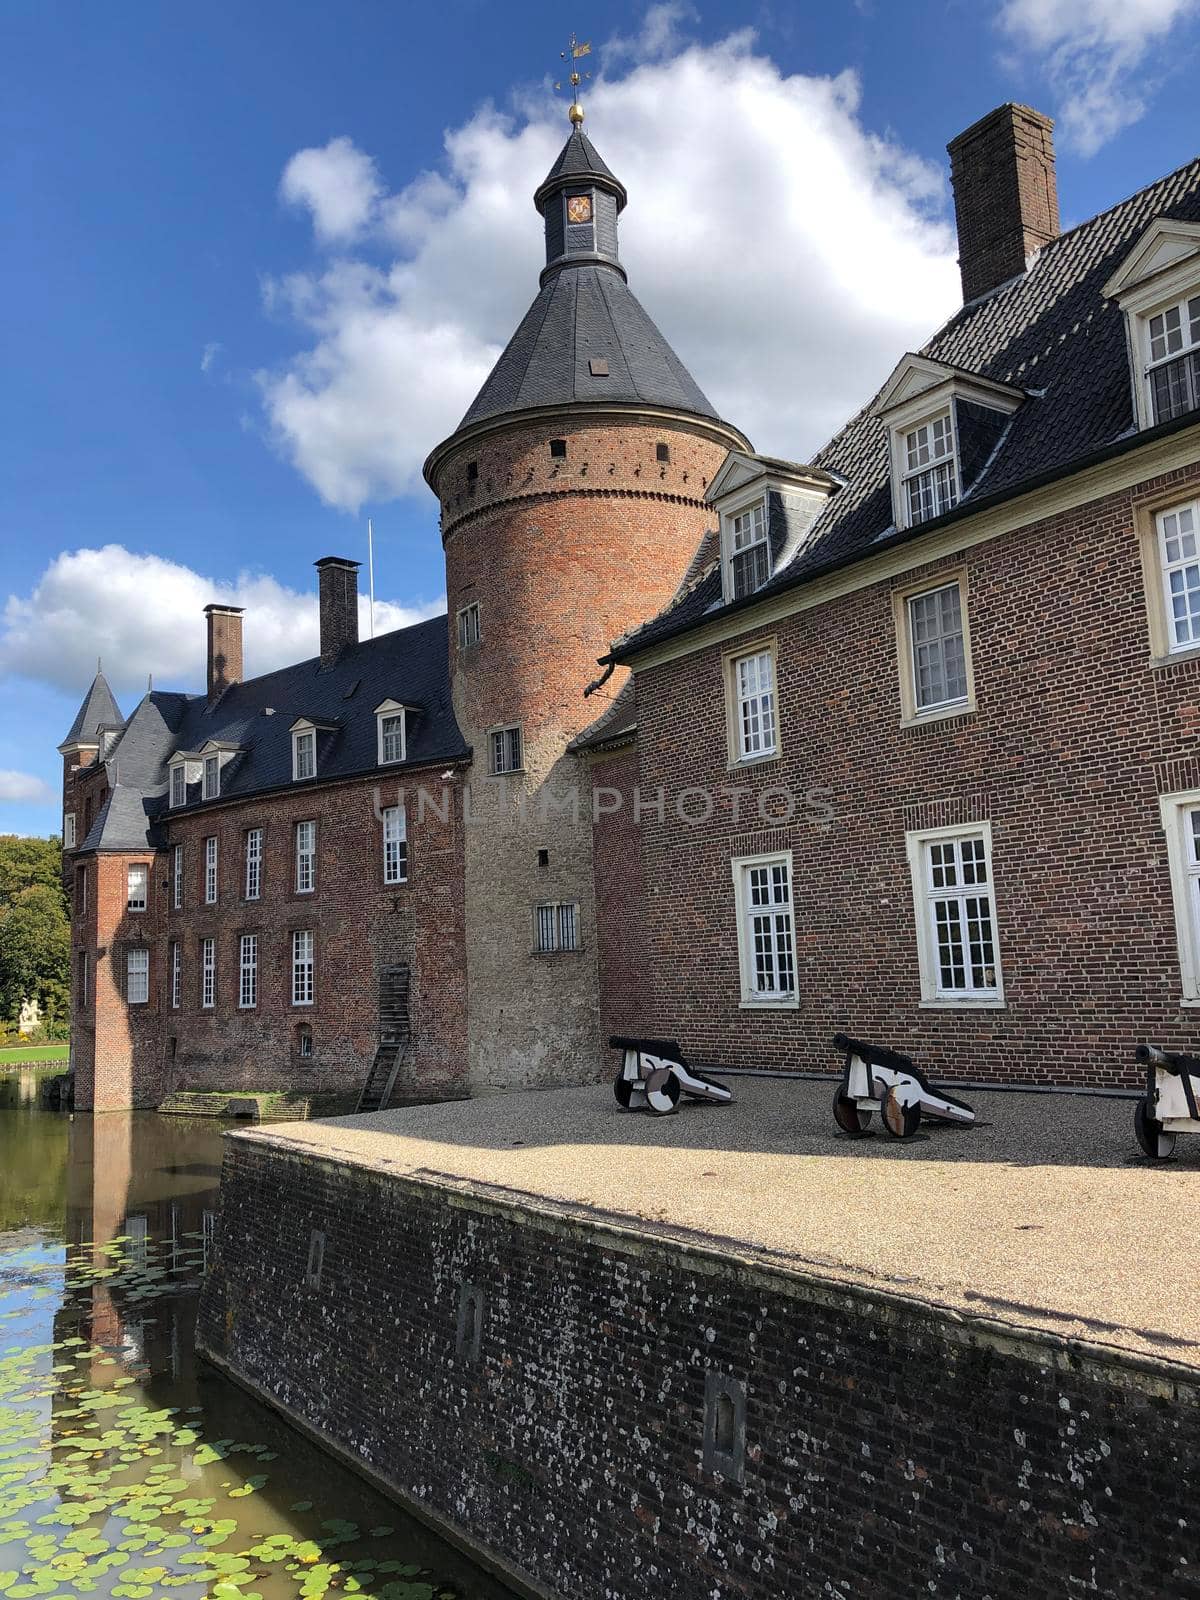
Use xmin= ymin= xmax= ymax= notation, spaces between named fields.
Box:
xmin=0 ymin=884 xmax=71 ymax=1030
xmin=0 ymin=835 xmax=62 ymax=907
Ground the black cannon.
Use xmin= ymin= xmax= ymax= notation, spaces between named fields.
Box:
xmin=610 ymin=1036 xmax=733 ymax=1116
xmin=832 ymin=1033 xmax=975 ymax=1140
xmin=1133 ymin=1043 xmax=1200 ymax=1159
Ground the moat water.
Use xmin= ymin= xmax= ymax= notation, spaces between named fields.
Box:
xmin=0 ymin=1073 xmax=509 ymax=1600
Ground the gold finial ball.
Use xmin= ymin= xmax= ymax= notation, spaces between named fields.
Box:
xmin=569 ymin=101 xmax=585 ymax=126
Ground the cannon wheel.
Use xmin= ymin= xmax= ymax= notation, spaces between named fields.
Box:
xmin=881 ymin=1085 xmax=921 ymax=1140
xmin=832 ymin=1088 xmax=872 ymax=1137
xmin=645 ymin=1067 xmax=681 ymax=1116
xmin=1134 ymin=1097 xmax=1177 ymax=1160
xmin=613 ymin=1070 xmax=634 ymax=1109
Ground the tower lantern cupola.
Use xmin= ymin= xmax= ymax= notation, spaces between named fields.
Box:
xmin=533 ymin=128 xmax=628 ymax=283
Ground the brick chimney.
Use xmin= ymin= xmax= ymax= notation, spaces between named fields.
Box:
xmin=204 ymin=604 xmax=244 ymax=699
xmin=315 ymin=556 xmax=360 ymax=667
xmin=947 ymin=104 xmax=1060 ymax=304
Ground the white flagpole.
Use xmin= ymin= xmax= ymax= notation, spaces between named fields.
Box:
xmin=368 ymin=518 xmax=376 ymax=639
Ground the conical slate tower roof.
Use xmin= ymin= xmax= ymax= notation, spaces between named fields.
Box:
xmin=427 ymin=123 xmax=746 ymax=478
xmin=58 ymin=670 xmax=124 ymax=752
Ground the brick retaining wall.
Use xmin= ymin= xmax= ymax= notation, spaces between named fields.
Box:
xmin=199 ymin=1137 xmax=1200 ymax=1599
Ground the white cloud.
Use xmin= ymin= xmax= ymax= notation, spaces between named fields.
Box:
xmin=280 ymin=135 xmax=384 ymax=243
xmin=0 ymin=770 xmax=56 ymax=806
xmin=200 ymin=341 xmax=223 ymax=374
xmin=0 ymin=545 xmax=444 ymax=699
xmin=258 ymin=25 xmax=960 ymax=512
xmin=999 ymin=0 xmax=1200 ymax=154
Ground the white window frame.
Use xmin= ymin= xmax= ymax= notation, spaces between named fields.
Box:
xmin=127 ymin=948 xmax=149 ymax=1006
xmin=720 ymin=492 xmax=770 ymax=602
xmin=292 ymin=930 xmax=314 ymax=1007
xmin=295 ymin=821 xmax=316 ymax=894
xmin=383 ymin=805 xmax=408 ymax=885
xmin=727 ymin=645 xmax=778 ymax=764
xmin=202 ymin=754 xmax=220 ymax=801
xmin=533 ymin=902 xmax=579 ymax=954
xmin=292 ymin=727 xmax=316 ymax=782
xmin=892 ymin=572 xmax=975 ymax=724
xmin=170 ymin=762 xmax=186 ymax=809
xmin=457 ymin=601 xmax=482 ymax=650
xmin=895 ymin=409 xmax=959 ymax=529
xmin=201 ymin=937 xmax=216 ymax=1009
xmin=376 ymin=705 xmax=407 ymax=766
xmin=204 ymin=836 xmax=218 ymax=905
xmin=489 ymin=724 xmax=523 ymax=775
xmin=126 ymin=864 xmax=148 ymax=913
xmin=731 ymin=851 xmax=799 ymax=1009
xmin=238 ymin=934 xmax=258 ymax=1010
xmin=244 ymin=828 xmax=262 ymax=900
xmin=905 ymin=821 xmax=1004 ymax=1008
xmin=64 ymin=813 xmax=76 ymax=849
xmin=1156 ymin=499 xmax=1200 ymax=655
xmin=173 ymin=843 xmax=184 ymax=909
xmin=170 ymin=941 xmax=181 ymax=1009
xmin=1159 ymin=788 xmax=1200 ymax=1005
xmin=1141 ymin=291 xmax=1200 ymax=427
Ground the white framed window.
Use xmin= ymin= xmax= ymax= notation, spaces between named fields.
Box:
xmin=295 ymin=821 xmax=316 ymax=893
xmin=1157 ymin=500 xmax=1200 ymax=652
xmin=64 ymin=813 xmax=76 ymax=849
xmin=292 ymin=930 xmax=314 ymax=1006
xmin=534 ymin=902 xmax=579 ymax=953
xmin=239 ymin=934 xmax=258 ymax=1009
xmin=490 ymin=725 xmax=523 ymax=775
xmin=1159 ymin=789 xmax=1200 ymax=1004
xmin=170 ymin=762 xmax=186 ymax=808
xmin=900 ymin=411 xmax=959 ymax=527
xmin=906 ymin=823 xmax=1003 ymax=1006
xmin=732 ymin=852 xmax=798 ymax=1008
xmin=201 ymin=937 xmax=216 ymax=1009
xmin=244 ymin=828 xmax=262 ymax=900
xmin=127 ymin=948 xmax=149 ymax=1006
xmin=204 ymin=837 xmax=218 ymax=905
xmin=378 ymin=711 xmax=406 ymax=766
xmin=292 ymin=728 xmax=316 ymax=782
xmin=1145 ymin=293 xmax=1200 ymax=425
xmin=457 ymin=602 xmax=481 ymax=649
xmin=724 ymin=498 xmax=770 ymax=601
xmin=173 ymin=844 xmax=184 ymax=909
xmin=170 ymin=941 xmax=181 ymax=1009
xmin=908 ymin=582 xmax=968 ymax=712
xmin=202 ymin=754 xmax=220 ymax=801
xmin=730 ymin=649 xmax=777 ymax=761
xmin=126 ymin=864 xmax=148 ymax=913
xmin=383 ymin=805 xmax=408 ymax=885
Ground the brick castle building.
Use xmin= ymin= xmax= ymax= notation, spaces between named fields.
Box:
xmin=63 ymin=103 xmax=1200 ymax=1107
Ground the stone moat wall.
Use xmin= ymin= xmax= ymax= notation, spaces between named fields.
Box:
xmin=199 ymin=1136 xmax=1200 ymax=1600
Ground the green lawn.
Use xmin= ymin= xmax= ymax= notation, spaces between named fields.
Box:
xmin=0 ymin=1043 xmax=70 ymax=1066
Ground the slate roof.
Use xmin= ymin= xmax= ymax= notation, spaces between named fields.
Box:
xmin=613 ymin=153 xmax=1200 ymax=660
xmin=77 ymin=616 xmax=467 ymax=852
xmin=58 ymin=671 xmax=124 ymax=750
xmin=535 ymin=128 xmax=621 ymax=197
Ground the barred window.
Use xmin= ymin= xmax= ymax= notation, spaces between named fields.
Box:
xmin=295 ymin=821 xmax=316 ymax=894
xmin=534 ymin=902 xmax=579 ymax=953
xmin=127 ymin=948 xmax=149 ymax=1006
xmin=383 ymin=805 xmax=408 ymax=885
xmin=292 ymin=930 xmax=314 ymax=1006
xmin=127 ymin=864 xmax=148 ymax=913
xmin=244 ymin=828 xmax=262 ymax=900
xmin=490 ymin=726 xmax=523 ymax=775
xmin=735 ymin=856 xmax=796 ymax=1002
xmin=204 ymin=837 xmax=218 ymax=905
xmin=201 ymin=938 xmax=216 ymax=1009
xmin=901 ymin=412 xmax=959 ymax=527
xmin=733 ymin=650 xmax=776 ymax=759
xmin=239 ymin=934 xmax=258 ymax=1010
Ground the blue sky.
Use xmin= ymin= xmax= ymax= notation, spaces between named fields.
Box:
xmin=3 ymin=0 xmax=1199 ymax=835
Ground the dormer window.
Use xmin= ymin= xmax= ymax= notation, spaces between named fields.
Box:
xmin=293 ymin=728 xmax=316 ymax=781
xmin=1146 ymin=294 xmax=1200 ymax=424
xmin=170 ymin=764 xmax=186 ymax=808
xmin=375 ymin=700 xmax=408 ymax=766
xmin=901 ymin=412 xmax=959 ymax=526
xmin=726 ymin=499 xmax=769 ymax=600
xmin=202 ymin=754 xmax=220 ymax=800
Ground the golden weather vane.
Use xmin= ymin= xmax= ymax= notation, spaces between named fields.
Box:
xmin=554 ymin=33 xmax=592 ymax=126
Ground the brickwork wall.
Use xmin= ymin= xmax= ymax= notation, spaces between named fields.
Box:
xmin=948 ymin=103 xmax=1059 ymax=302
xmin=626 ymin=458 xmax=1200 ymax=1090
xmin=589 ymin=740 xmax=652 ymax=1044
xmin=200 ymin=1140 xmax=1200 ymax=1600
xmin=436 ymin=413 xmax=734 ymax=1089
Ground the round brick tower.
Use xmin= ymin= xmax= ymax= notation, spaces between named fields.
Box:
xmin=424 ymin=114 xmax=751 ymax=1091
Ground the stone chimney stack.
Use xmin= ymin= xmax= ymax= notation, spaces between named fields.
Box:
xmin=947 ymin=104 xmax=1060 ymax=304
xmin=315 ymin=557 xmax=360 ymax=667
xmin=204 ymin=604 xmax=244 ymax=700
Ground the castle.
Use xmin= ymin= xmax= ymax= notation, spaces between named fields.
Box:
xmin=62 ymin=102 xmax=1200 ymax=1109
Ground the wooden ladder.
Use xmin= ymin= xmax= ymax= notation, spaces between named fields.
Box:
xmin=356 ymin=965 xmax=412 ymax=1113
